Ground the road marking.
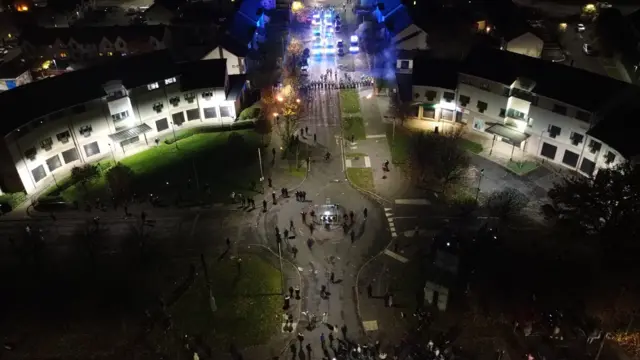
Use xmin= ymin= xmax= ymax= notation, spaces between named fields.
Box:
xmin=366 ymin=134 xmax=386 ymax=139
xmin=395 ymin=199 xmax=430 ymax=205
xmin=362 ymin=320 xmax=379 ymax=331
xmin=389 ymin=225 xmax=395 ymax=231
xmin=384 ymin=208 xmax=392 ymax=211
xmin=345 ymin=159 xmax=352 ymax=168
xmin=384 ymin=249 xmax=408 ymax=263
xmin=364 ymin=156 xmax=371 ymax=168
xmin=391 ymin=231 xmax=398 ymax=238
xmin=350 ymin=146 xmax=358 ymax=150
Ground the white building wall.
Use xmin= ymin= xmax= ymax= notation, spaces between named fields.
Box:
xmin=505 ymin=33 xmax=544 ymax=59
xmin=202 ymin=47 xmax=246 ymax=75
xmin=456 ymin=84 xmax=508 ymax=126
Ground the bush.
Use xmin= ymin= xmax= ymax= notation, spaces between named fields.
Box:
xmin=238 ymin=106 xmax=261 ymax=120
xmin=0 ymin=192 xmax=27 ymax=209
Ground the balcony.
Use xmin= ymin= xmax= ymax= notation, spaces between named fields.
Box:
xmin=508 ymin=87 xmax=537 ymax=104
xmin=506 ymin=108 xmax=526 ymax=121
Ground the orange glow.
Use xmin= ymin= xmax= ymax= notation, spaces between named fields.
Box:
xmin=16 ymin=4 xmax=29 ymax=11
xmin=277 ymin=96 xmax=284 ymax=102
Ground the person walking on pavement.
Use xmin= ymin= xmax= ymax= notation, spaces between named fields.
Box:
xmin=314 ymin=133 xmax=317 ymax=142
xmin=330 ymin=272 xmax=335 ymax=283
xmin=350 ymin=229 xmax=355 ymax=243
xmin=226 ymin=238 xmax=231 ymax=249
xmin=290 ymin=219 xmax=295 ymax=232
xmin=272 ymin=147 xmax=276 ymax=158
xmin=294 ymin=285 xmax=300 ymax=299
xmin=320 ymin=333 xmax=326 ymax=346
xmin=364 ymin=207 xmax=368 ymax=219
xmin=272 ymin=191 xmax=277 ymax=204
xmin=297 ymin=332 xmax=304 ymax=343
xmin=292 ymin=245 xmax=298 ymax=258
xmin=263 ymin=199 xmax=267 ymax=212
xmin=307 ymin=238 xmax=314 ymax=249
xmin=367 ymin=283 xmax=373 ymax=298
xmin=289 ymin=286 xmax=294 ymax=297
xmin=284 ymin=229 xmax=289 ymax=239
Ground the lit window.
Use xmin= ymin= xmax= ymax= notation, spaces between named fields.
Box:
xmin=99 ymin=52 xmax=104 ymax=56
xmin=60 ymin=52 xmax=67 ymax=58
xmin=107 ymin=52 xmax=113 ymax=56
xmin=165 ymin=77 xmax=176 ymax=85
xmin=147 ymin=82 xmax=159 ymax=90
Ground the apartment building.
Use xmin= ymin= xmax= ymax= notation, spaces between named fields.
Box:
xmin=0 ymin=50 xmax=247 ymax=195
xmin=407 ymin=47 xmax=638 ymax=176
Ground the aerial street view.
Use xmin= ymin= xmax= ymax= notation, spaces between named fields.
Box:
xmin=1 ymin=0 xmax=640 ymax=359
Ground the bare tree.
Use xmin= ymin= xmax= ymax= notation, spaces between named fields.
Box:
xmin=485 ymin=187 xmax=529 ymax=221
xmin=388 ymin=91 xmax=411 ymax=124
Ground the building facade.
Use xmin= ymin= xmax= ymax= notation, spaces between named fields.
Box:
xmin=406 ymin=47 xmax=638 ymax=176
xmin=0 ymin=50 xmax=246 ymax=195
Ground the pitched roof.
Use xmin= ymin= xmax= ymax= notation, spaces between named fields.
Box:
xmin=228 ymin=12 xmax=257 ymax=45
xmin=20 ymin=25 xmax=167 ymax=46
xmin=412 ymin=56 xmax=459 ymax=90
xmin=179 ymin=58 xmax=227 ymax=92
xmin=459 ymin=47 xmax=629 ymax=112
xmin=376 ymin=0 xmax=402 ymax=16
xmin=0 ymin=50 xmax=227 ymax=136
xmin=384 ymin=5 xmax=412 ymax=36
xmin=219 ymin=34 xmax=249 ymax=57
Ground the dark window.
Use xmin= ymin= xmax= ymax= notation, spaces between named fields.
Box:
xmin=155 ymin=118 xmax=169 ymax=132
xmin=400 ymin=60 xmax=410 ymax=69
xmin=172 ymin=112 xmax=185 ymax=126
xmin=552 ymin=104 xmax=567 ymax=115
xmin=562 ymin=150 xmax=579 ymax=167
xmin=56 ymin=131 xmax=70 ymax=143
xmin=84 ymin=141 xmax=100 ymax=157
xmin=570 ymin=132 xmax=584 ymax=146
xmin=410 ymin=105 xmax=420 ymax=117
xmin=79 ymin=125 xmax=93 ymax=137
xmin=204 ymin=107 xmax=218 ymax=119
xmin=153 ymin=102 xmax=164 ymax=113
xmin=588 ymin=140 xmax=601 ymax=153
xmin=580 ymin=158 xmax=596 ymax=176
xmin=220 ymin=106 xmax=232 ymax=118
xmin=121 ymin=136 xmax=140 ymax=147
xmin=548 ymin=125 xmax=561 ymax=138
xmin=62 ymin=148 xmax=79 ymax=164
xmin=459 ymin=95 xmax=470 ymax=106
xmin=46 ymin=154 xmax=62 ymax=172
xmin=40 ymin=137 xmax=53 ymax=151
xmin=414 ymin=93 xmax=420 ymax=99
xmin=605 ymin=151 xmax=615 ymax=164
xmin=540 ymin=142 xmax=557 ymax=160
xmin=72 ymin=104 xmax=86 ymax=114
xmin=170 ymin=96 xmax=180 ymax=107
xmin=443 ymin=92 xmax=455 ymax=102
xmin=575 ymin=110 xmax=590 ymax=122
xmin=187 ymin=109 xmax=200 ymax=121
xmin=499 ymin=108 xmax=506 ymax=117
xmin=184 ymin=93 xmax=196 ymax=103
xmin=476 ymin=101 xmax=488 ymax=113
xmin=202 ymin=91 xmax=213 ymax=99
xmin=25 ymin=147 xmax=37 ymax=161
xmin=425 ymin=91 xmax=437 ymax=101
xmin=32 ymin=165 xmax=46 ymax=183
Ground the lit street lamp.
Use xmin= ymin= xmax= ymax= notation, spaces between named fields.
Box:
xmin=475 ymin=168 xmax=484 ymax=202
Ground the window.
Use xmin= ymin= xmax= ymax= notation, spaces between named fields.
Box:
xmin=72 ymin=104 xmax=86 ymax=114
xmin=32 ymin=165 xmax=46 ymax=183
xmin=46 ymin=154 xmax=62 ymax=172
xmin=588 ymin=140 xmax=601 ymax=153
xmin=220 ymin=106 xmax=232 ymax=118
xmin=459 ymin=95 xmax=470 ymax=106
xmin=527 ymin=117 xmax=534 ymax=127
xmin=112 ymin=110 xmax=129 ymax=121
xmin=109 ymin=90 xmax=124 ymax=98
xmin=540 ymin=142 xmax=557 ymax=160
xmin=155 ymin=118 xmax=169 ymax=132
xmin=476 ymin=101 xmax=488 ymax=113
xmin=172 ymin=112 xmax=185 ymax=126
xmin=203 ymin=107 xmax=218 ymax=119
xmin=187 ymin=109 xmax=200 ymax=121
xmin=499 ymin=108 xmax=506 ymax=117
xmin=56 ymin=131 xmax=70 ymax=144
xmin=580 ymin=158 xmax=596 ymax=176
xmin=425 ymin=90 xmax=437 ymax=101
xmin=40 ymin=137 xmax=53 ymax=151
xmin=79 ymin=125 xmax=93 ymax=137
xmin=84 ymin=141 xmax=100 ymax=157
xmin=202 ymin=91 xmax=213 ymax=99
xmin=169 ymin=96 xmax=180 ymax=107
xmin=562 ymin=150 xmax=579 ymax=167
xmin=165 ymin=77 xmax=176 ymax=85
xmin=443 ymin=92 xmax=455 ymax=102
xmin=147 ymin=82 xmax=159 ymax=90
xmin=107 ymin=51 xmax=114 ymax=56
xmin=548 ymin=125 xmax=561 ymax=138
xmin=552 ymin=104 xmax=567 ymax=115
xmin=400 ymin=60 xmax=410 ymax=69
xmin=575 ymin=110 xmax=590 ymax=122
xmin=604 ymin=151 xmax=616 ymax=164
xmin=153 ymin=102 xmax=164 ymax=113
xmin=25 ymin=147 xmax=37 ymax=161
xmin=570 ymin=132 xmax=584 ymax=146
xmin=62 ymin=148 xmax=79 ymax=164
xmin=184 ymin=93 xmax=196 ymax=103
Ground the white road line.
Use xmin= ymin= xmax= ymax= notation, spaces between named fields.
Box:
xmin=384 ymin=249 xmax=408 ymax=263
xmin=345 ymin=159 xmax=352 ymax=168
xmin=384 ymin=208 xmax=392 ymax=211
xmin=391 ymin=232 xmax=398 ymax=237
xmin=364 ymin=156 xmax=371 ymax=168
xmin=389 ymin=225 xmax=396 ymax=231
xmin=366 ymin=134 xmax=386 ymax=139
xmin=395 ymin=199 xmax=430 ymax=205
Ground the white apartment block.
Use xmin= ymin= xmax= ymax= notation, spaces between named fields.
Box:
xmin=403 ymin=47 xmax=638 ymax=176
xmin=0 ymin=50 xmax=247 ymax=195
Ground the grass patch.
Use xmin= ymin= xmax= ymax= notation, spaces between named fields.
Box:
xmin=343 ymin=116 xmax=366 ymax=140
xmin=339 ymin=89 xmax=361 ymax=115
xmin=238 ymin=102 xmax=262 ymax=120
xmin=507 ymin=160 xmax=539 ymax=175
xmin=0 ymin=192 xmax=27 ymax=210
xmin=170 ymin=254 xmax=282 ymax=348
xmin=386 ymin=125 xmax=413 ymax=164
xmin=288 ymin=165 xmax=307 ymax=178
xmin=346 ymin=168 xmax=375 ymax=193
xmin=458 ymin=138 xmax=483 ymax=154
xmin=345 ymin=153 xmax=367 ymax=159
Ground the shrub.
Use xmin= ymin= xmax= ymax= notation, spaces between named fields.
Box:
xmin=0 ymin=192 xmax=27 ymax=209
xmin=238 ymin=106 xmax=261 ymax=120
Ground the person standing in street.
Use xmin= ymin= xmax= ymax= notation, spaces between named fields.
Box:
xmin=330 ymin=272 xmax=335 ymax=283
xmin=367 ymin=283 xmax=373 ymax=298
xmin=292 ymin=245 xmax=298 ymax=258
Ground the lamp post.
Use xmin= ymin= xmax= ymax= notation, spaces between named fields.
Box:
xmin=258 ymin=148 xmax=265 ymax=193
xmin=170 ymin=121 xmax=178 ymax=150
xmin=107 ymin=143 xmax=116 ymax=164
xmin=475 ymin=168 xmax=484 ymax=202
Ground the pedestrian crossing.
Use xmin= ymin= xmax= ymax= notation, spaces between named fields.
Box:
xmin=384 ymin=207 xmax=397 ymax=238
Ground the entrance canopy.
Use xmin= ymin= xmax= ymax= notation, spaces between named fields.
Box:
xmin=108 ymin=124 xmax=152 ymax=143
xmin=485 ymin=124 xmax=530 ymax=145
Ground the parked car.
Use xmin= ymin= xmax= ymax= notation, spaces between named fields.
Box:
xmin=576 ymin=23 xmax=585 ymax=32
xmin=335 ymin=24 xmax=341 ymax=33
xmin=338 ymin=47 xmax=345 ymax=56
xmin=582 ymin=43 xmax=597 ymax=55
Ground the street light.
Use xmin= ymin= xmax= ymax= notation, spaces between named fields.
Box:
xmin=277 ymin=96 xmax=284 ymax=102
xmin=296 ymin=98 xmax=301 ymax=103
xmin=475 ymin=168 xmax=484 ymax=202
xmin=273 ymin=112 xmax=279 ymax=117
xmin=170 ymin=121 xmax=178 ymax=149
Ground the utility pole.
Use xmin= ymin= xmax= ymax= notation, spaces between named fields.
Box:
xmin=475 ymin=169 xmax=484 ymax=202
xmin=392 ymin=117 xmax=396 ymax=143
xmin=277 ymin=238 xmax=284 ymax=295
xmin=192 ymin=159 xmax=200 ymax=191
xmin=200 ymin=254 xmax=217 ymax=313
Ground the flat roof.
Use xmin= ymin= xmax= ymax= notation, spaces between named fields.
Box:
xmin=0 ymin=50 xmax=227 ymax=136
xmin=412 ymin=56 xmax=459 ymax=90
xmin=460 ymin=47 xmax=630 ymax=112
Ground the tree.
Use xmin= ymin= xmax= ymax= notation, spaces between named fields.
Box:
xmin=388 ymin=91 xmax=411 ymax=124
xmin=485 ymin=187 xmax=529 ymax=221
xmin=106 ymin=163 xmax=134 ymax=202
xmin=408 ymin=128 xmax=469 ymax=191
xmin=71 ymin=164 xmax=99 ymax=190
xmin=286 ymin=38 xmax=303 ymax=72
xmin=547 ymin=162 xmax=640 ymax=239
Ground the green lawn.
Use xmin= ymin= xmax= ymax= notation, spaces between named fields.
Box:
xmin=458 ymin=138 xmax=484 ymax=154
xmin=44 ymin=130 xmax=264 ymax=204
xmin=339 ymin=89 xmax=361 ymax=115
xmin=170 ymin=254 xmax=282 ymax=348
xmin=343 ymin=116 xmax=366 ymax=140
xmin=507 ymin=160 xmax=539 ymax=175
xmin=346 ymin=168 xmax=375 ymax=193
xmin=386 ymin=125 xmax=413 ymax=164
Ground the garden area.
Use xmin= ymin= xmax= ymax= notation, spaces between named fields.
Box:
xmin=346 ymin=168 xmax=375 ymax=193
xmin=339 ymin=89 xmax=361 ymax=115
xmin=507 ymin=160 xmax=539 ymax=175
xmin=343 ymin=116 xmax=366 ymax=141
xmin=40 ymin=128 xmax=265 ymax=205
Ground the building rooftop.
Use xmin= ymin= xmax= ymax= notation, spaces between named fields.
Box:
xmin=228 ymin=12 xmax=258 ymax=45
xmin=19 ymin=25 xmax=167 ymax=46
xmin=0 ymin=50 xmax=227 ymax=136
xmin=460 ymin=46 xmax=630 ymax=112
xmin=384 ymin=5 xmax=412 ymax=36
xmin=218 ymin=33 xmax=249 ymax=57
xmin=0 ymin=52 xmax=30 ymax=79
xmin=412 ymin=56 xmax=459 ymax=90
xmin=237 ymin=0 xmax=263 ymax=22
